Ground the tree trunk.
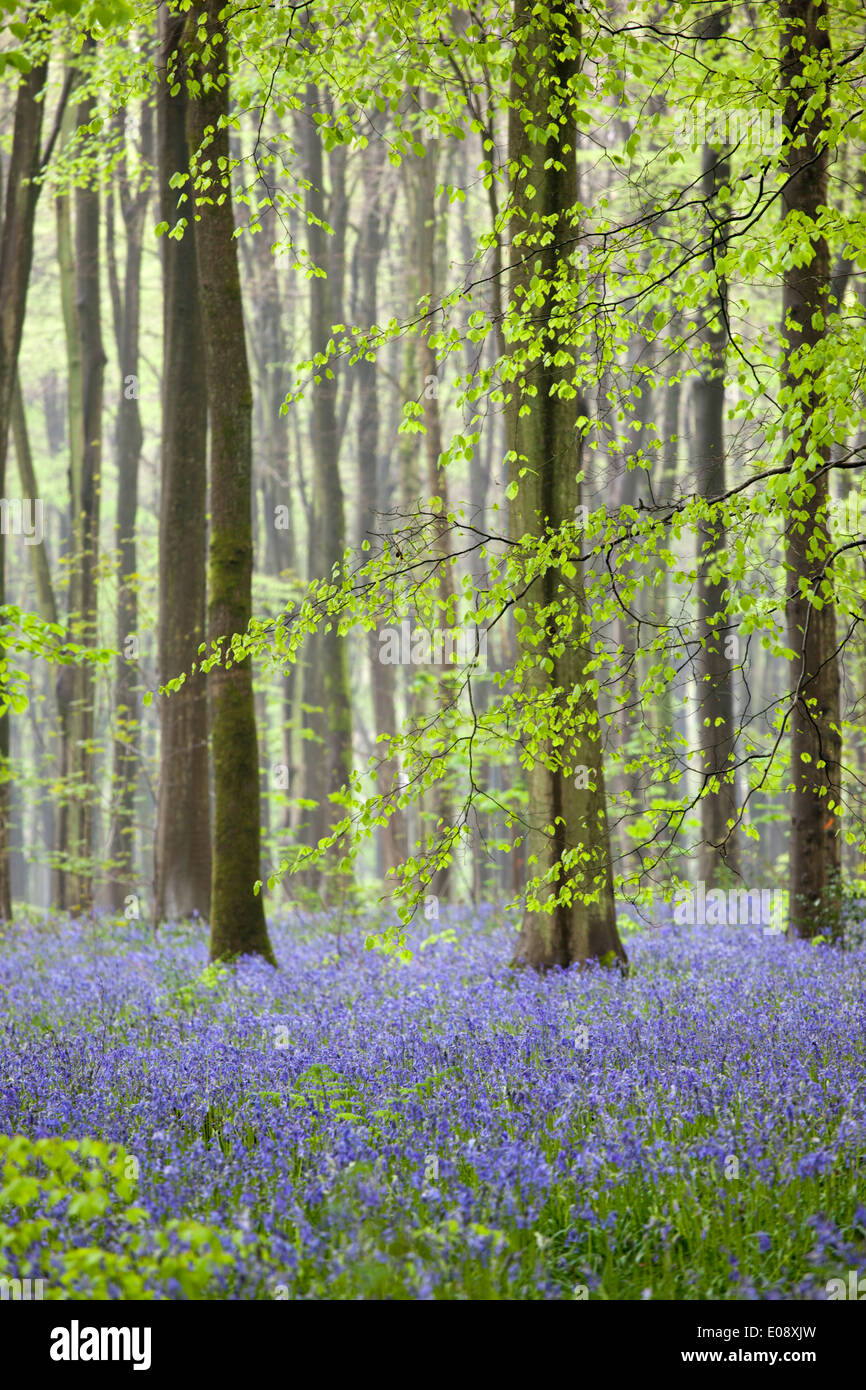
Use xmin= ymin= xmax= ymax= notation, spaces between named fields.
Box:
xmin=610 ymin=304 xmax=655 ymax=836
xmin=186 ymin=0 xmax=274 ymax=964
xmin=12 ymin=372 xmax=59 ymax=907
xmin=297 ymin=83 xmax=354 ymax=898
xmin=67 ymin=66 xmax=107 ymax=913
xmin=154 ymin=4 xmax=212 ymax=923
xmin=695 ymin=9 xmax=738 ymax=887
xmin=506 ymin=0 xmax=626 ymax=971
xmin=355 ymin=135 xmax=406 ymax=878
xmin=0 ymin=62 xmax=49 ymax=922
xmin=655 ymin=332 xmax=682 ymax=812
xmin=12 ymin=372 xmax=58 ymax=628
xmin=53 ymin=94 xmax=84 ymax=914
xmin=781 ymin=0 xmax=841 ymax=938
xmin=243 ymin=197 xmax=296 ymax=847
xmin=415 ymin=99 xmax=456 ymax=900
xmin=104 ymin=101 xmax=152 ymax=912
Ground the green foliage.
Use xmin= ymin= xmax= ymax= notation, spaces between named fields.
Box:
xmin=0 ymin=607 xmax=113 ymax=717
xmin=0 ymin=1135 xmax=233 ymax=1298
xmin=159 ymin=960 xmax=233 ymax=1018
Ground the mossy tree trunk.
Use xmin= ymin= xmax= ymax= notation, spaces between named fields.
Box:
xmin=781 ymin=0 xmax=842 ymax=938
xmin=186 ymin=0 xmax=274 ymax=964
xmin=506 ymin=0 xmax=626 ymax=971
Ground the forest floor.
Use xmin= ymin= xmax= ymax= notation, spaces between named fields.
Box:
xmin=1 ymin=905 xmax=864 ymax=1299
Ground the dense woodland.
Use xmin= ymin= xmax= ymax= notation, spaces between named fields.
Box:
xmin=0 ymin=0 xmax=865 ymax=1313
xmin=3 ymin=0 xmax=865 ymax=968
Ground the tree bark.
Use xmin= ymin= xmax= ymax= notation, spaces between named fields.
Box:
xmin=781 ymin=0 xmax=841 ymax=938
xmin=415 ymin=98 xmax=456 ymax=900
xmin=655 ymin=331 xmax=682 ymax=809
xmin=297 ymin=83 xmax=354 ymax=898
xmin=242 ymin=197 xmax=296 ymax=845
xmin=104 ymin=101 xmax=152 ymax=911
xmin=12 ymin=372 xmax=58 ymax=628
xmin=154 ymin=3 xmax=212 ymax=922
xmin=0 ymin=63 xmax=48 ymax=920
xmin=355 ymin=135 xmax=406 ymax=878
xmin=506 ymin=0 xmax=626 ymax=970
xmin=695 ymin=6 xmax=738 ymax=886
xmin=185 ymin=0 xmax=274 ymax=963
xmin=66 ymin=65 xmax=107 ymax=913
xmin=53 ymin=93 xmax=83 ymax=914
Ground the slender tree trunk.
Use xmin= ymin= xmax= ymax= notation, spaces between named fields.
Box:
xmin=243 ymin=198 xmax=297 ymax=840
xmin=186 ymin=0 xmax=274 ymax=963
xmin=104 ymin=103 xmax=151 ymax=911
xmin=397 ymin=307 xmax=422 ymax=862
xmin=462 ymin=140 xmax=495 ymax=901
xmin=0 ymin=62 xmax=49 ymax=921
xmin=415 ymin=100 xmax=456 ymax=900
xmin=610 ymin=312 xmax=654 ymax=830
xmin=12 ymin=372 xmax=58 ymax=904
xmin=356 ymin=136 xmax=406 ymax=878
xmin=67 ymin=67 xmax=107 ymax=913
xmin=695 ymin=10 xmax=738 ymax=887
xmin=298 ymin=83 xmax=353 ymax=898
xmin=12 ymin=372 xmax=58 ymax=627
xmin=154 ymin=4 xmax=211 ymax=922
xmin=656 ymin=333 xmax=682 ymax=810
xmin=781 ymin=0 xmax=841 ymax=938
xmin=54 ymin=95 xmax=84 ymax=913
xmin=506 ymin=0 xmax=626 ymax=971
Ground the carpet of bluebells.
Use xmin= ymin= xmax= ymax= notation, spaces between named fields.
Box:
xmin=1 ymin=904 xmax=865 ymax=1299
